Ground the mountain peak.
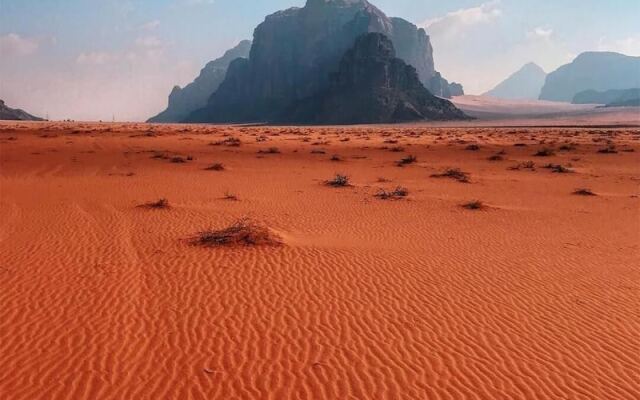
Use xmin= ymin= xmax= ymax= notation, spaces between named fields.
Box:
xmin=484 ymin=62 xmax=547 ymax=100
xmin=521 ymin=62 xmax=545 ymax=73
xmin=279 ymin=32 xmax=467 ymax=124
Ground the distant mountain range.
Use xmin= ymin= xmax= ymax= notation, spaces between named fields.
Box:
xmin=152 ymin=0 xmax=465 ymax=124
xmin=539 ymin=52 xmax=640 ymax=102
xmin=572 ymin=88 xmax=640 ymax=106
xmin=0 ymin=100 xmax=43 ymax=121
xmin=484 ymin=63 xmax=546 ymax=100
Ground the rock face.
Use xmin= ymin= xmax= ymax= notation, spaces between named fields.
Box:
xmin=280 ymin=33 xmax=466 ymax=124
xmin=572 ymin=88 xmax=640 ymax=105
xmin=0 ymin=100 xmax=43 ymax=121
xmin=484 ymin=62 xmax=547 ymax=100
xmin=148 ymin=40 xmax=251 ymax=123
xmin=187 ymin=0 xmax=462 ymax=123
xmin=539 ymin=52 xmax=640 ymax=102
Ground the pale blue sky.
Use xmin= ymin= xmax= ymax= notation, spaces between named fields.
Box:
xmin=1 ymin=0 xmax=639 ymax=120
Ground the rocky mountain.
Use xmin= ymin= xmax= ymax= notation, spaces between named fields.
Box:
xmin=186 ymin=0 xmax=463 ymax=123
xmin=484 ymin=62 xmax=547 ymax=100
xmin=0 ymin=100 xmax=43 ymax=121
xmin=539 ymin=52 xmax=640 ymax=102
xmin=148 ymin=40 xmax=251 ymax=123
xmin=572 ymin=88 xmax=640 ymax=105
xmin=280 ymin=33 xmax=467 ymax=124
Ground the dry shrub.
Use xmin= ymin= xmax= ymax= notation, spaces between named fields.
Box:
xmin=190 ymin=218 xmax=281 ymax=247
xmin=462 ymin=200 xmax=484 ymax=210
xmin=325 ymin=174 xmax=351 ymax=187
xmin=534 ymin=148 xmax=555 ymax=157
xmin=573 ymin=188 xmax=596 ymax=196
xmin=205 ymin=163 xmax=225 ymax=171
xmin=139 ymin=198 xmax=170 ymax=209
xmin=509 ymin=161 xmax=536 ymax=171
xmin=258 ymin=147 xmax=280 ymax=154
xmin=375 ymin=186 xmax=409 ymax=200
xmin=396 ymin=155 xmax=417 ymax=167
xmin=543 ymin=164 xmax=573 ymax=173
xmin=465 ymin=144 xmax=480 ymax=151
xmin=431 ymin=168 xmax=470 ymax=183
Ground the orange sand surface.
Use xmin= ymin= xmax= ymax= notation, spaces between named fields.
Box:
xmin=1 ymin=121 xmax=639 ymax=399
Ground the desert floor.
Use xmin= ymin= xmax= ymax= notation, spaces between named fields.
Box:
xmin=1 ymin=121 xmax=639 ymax=400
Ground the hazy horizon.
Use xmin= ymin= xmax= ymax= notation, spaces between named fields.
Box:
xmin=1 ymin=0 xmax=639 ymax=121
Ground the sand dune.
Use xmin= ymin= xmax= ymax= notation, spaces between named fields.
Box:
xmin=1 ymin=121 xmax=639 ymax=399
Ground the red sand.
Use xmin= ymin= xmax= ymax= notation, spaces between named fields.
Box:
xmin=1 ymin=121 xmax=639 ymax=399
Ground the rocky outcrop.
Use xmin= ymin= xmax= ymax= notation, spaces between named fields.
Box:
xmin=186 ymin=0 xmax=462 ymax=123
xmin=484 ymin=62 xmax=546 ymax=100
xmin=148 ymin=40 xmax=251 ymax=123
xmin=428 ymin=72 xmax=464 ymax=98
xmin=0 ymin=100 xmax=43 ymax=121
xmin=278 ymin=33 xmax=467 ymax=124
xmin=539 ymin=52 xmax=640 ymax=102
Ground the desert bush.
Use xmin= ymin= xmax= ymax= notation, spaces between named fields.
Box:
xmin=543 ymin=164 xmax=573 ymax=173
xmin=190 ymin=218 xmax=281 ymax=247
xmin=396 ymin=155 xmax=417 ymax=166
xmin=431 ymin=168 xmax=470 ymax=183
xmin=534 ymin=148 xmax=555 ymax=157
xmin=375 ymin=186 xmax=409 ymax=200
xmin=573 ymin=188 xmax=596 ymax=196
xmin=205 ymin=163 xmax=225 ymax=171
xmin=139 ymin=198 xmax=170 ymax=209
xmin=462 ymin=200 xmax=484 ymax=210
xmin=325 ymin=174 xmax=351 ymax=187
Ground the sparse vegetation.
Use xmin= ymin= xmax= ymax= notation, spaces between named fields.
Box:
xmin=543 ymin=163 xmax=573 ymax=173
xmin=325 ymin=173 xmax=351 ymax=187
xmin=559 ymin=144 xmax=576 ymax=151
xmin=212 ymin=137 xmax=241 ymax=147
xmin=509 ymin=161 xmax=536 ymax=171
xmin=223 ymin=191 xmax=239 ymax=201
xmin=375 ymin=186 xmax=409 ymax=200
xmin=488 ymin=154 xmax=504 ymax=161
xmin=261 ymin=147 xmax=281 ymax=154
xmin=597 ymin=146 xmax=618 ymax=154
xmin=205 ymin=163 xmax=225 ymax=171
xmin=534 ymin=148 xmax=555 ymax=157
xmin=462 ymin=200 xmax=484 ymax=210
xmin=330 ymin=154 xmax=342 ymax=162
xmin=431 ymin=168 xmax=470 ymax=183
xmin=190 ymin=217 xmax=281 ymax=247
xmin=465 ymin=144 xmax=480 ymax=151
xmin=396 ymin=154 xmax=417 ymax=167
xmin=573 ymin=188 xmax=596 ymax=196
xmin=139 ymin=198 xmax=170 ymax=209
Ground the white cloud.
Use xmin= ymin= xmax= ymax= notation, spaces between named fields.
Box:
xmin=76 ymin=51 xmax=119 ymax=65
xmin=0 ymin=33 xmax=39 ymax=57
xmin=135 ymin=35 xmax=164 ymax=48
xmin=527 ymin=27 xmax=553 ymax=41
xmin=140 ymin=20 xmax=161 ymax=31
xmin=597 ymin=35 xmax=640 ymax=56
xmin=423 ymin=0 xmax=502 ymax=38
